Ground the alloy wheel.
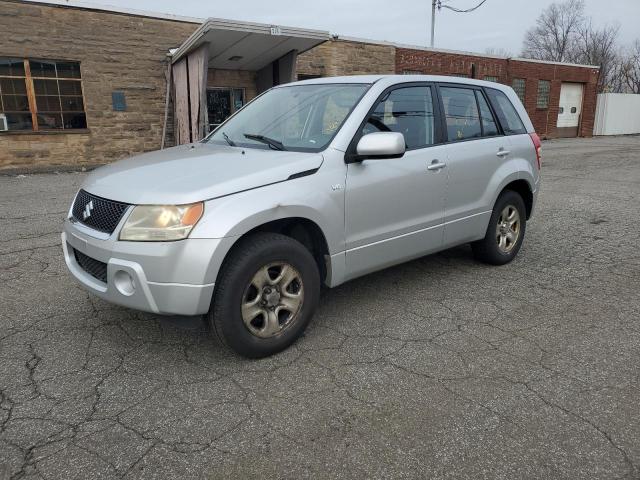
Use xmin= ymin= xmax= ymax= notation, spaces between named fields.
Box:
xmin=496 ymin=205 xmax=521 ymax=253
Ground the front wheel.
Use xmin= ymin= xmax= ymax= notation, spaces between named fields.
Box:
xmin=208 ymin=233 xmax=320 ymax=358
xmin=472 ymin=190 xmax=527 ymax=265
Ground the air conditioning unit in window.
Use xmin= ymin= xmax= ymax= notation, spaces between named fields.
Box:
xmin=0 ymin=114 xmax=7 ymax=132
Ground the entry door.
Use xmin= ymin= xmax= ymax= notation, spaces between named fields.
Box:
xmin=557 ymin=83 xmax=583 ymax=137
xmin=344 ymin=85 xmax=447 ymax=280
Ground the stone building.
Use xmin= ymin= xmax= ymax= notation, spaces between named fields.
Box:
xmin=0 ymin=0 xmax=600 ymax=170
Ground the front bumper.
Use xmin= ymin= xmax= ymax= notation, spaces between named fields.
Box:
xmin=62 ymin=219 xmax=222 ymax=316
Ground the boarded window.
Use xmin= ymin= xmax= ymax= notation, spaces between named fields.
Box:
xmin=512 ymin=78 xmax=526 ymax=104
xmin=0 ymin=58 xmax=86 ymax=132
xmin=536 ymin=80 xmax=551 ymax=109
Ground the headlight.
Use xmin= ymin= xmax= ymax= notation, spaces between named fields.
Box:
xmin=119 ymin=202 xmax=204 ymax=241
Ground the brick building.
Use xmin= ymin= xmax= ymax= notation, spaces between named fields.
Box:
xmin=0 ymin=0 xmax=599 ymax=171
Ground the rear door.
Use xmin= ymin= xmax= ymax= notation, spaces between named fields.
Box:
xmin=437 ymin=84 xmax=508 ymax=247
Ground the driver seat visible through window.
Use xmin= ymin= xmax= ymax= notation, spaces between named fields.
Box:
xmin=363 ymin=86 xmax=435 ymax=150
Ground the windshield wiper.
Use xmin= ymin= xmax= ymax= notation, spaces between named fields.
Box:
xmin=243 ymin=133 xmax=286 ymax=151
xmin=222 ymin=132 xmax=236 ymax=147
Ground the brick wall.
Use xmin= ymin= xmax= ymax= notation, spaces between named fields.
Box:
xmin=396 ymin=48 xmax=599 ymax=138
xmin=0 ymin=0 xmax=197 ymax=170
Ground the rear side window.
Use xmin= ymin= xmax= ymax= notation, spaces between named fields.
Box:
xmin=362 ymin=86 xmax=436 ymax=150
xmin=475 ymin=91 xmax=499 ymax=136
xmin=440 ymin=87 xmax=482 ymax=142
xmin=485 ymin=88 xmax=526 ymax=135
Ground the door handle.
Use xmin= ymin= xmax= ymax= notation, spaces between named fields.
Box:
xmin=496 ymin=149 xmax=510 ymax=158
xmin=427 ymin=160 xmax=447 ymax=171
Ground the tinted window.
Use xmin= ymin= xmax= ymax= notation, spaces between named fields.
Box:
xmin=475 ymin=91 xmax=499 ymax=136
xmin=486 ymin=88 xmax=526 ymax=135
xmin=362 ymin=86 xmax=436 ymax=149
xmin=440 ymin=87 xmax=482 ymax=142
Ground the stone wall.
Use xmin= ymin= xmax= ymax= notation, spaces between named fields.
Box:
xmin=0 ymin=0 xmax=197 ymax=170
xmin=207 ymin=69 xmax=257 ymax=101
xmin=298 ymin=40 xmax=396 ymax=78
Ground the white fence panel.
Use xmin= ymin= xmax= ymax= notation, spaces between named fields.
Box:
xmin=594 ymin=93 xmax=640 ymax=136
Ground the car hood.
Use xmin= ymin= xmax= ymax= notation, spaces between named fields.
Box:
xmin=82 ymin=143 xmax=324 ymax=205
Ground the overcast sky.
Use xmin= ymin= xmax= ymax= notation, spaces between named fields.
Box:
xmin=69 ymin=0 xmax=638 ymax=54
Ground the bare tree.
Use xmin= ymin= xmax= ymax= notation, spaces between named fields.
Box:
xmin=572 ymin=22 xmax=620 ymax=92
xmin=521 ymin=0 xmax=585 ymax=62
xmin=620 ymin=41 xmax=640 ymax=94
xmin=484 ymin=47 xmax=513 ymax=58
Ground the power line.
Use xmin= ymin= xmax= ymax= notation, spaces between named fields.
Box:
xmin=439 ymin=0 xmax=488 ymax=13
xmin=430 ymin=0 xmax=489 ymax=47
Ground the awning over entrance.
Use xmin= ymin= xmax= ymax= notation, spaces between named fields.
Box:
xmin=172 ymin=18 xmax=329 ymax=70
xmin=166 ymin=18 xmax=330 ymax=146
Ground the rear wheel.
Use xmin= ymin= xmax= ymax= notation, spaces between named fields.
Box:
xmin=209 ymin=233 xmax=320 ymax=358
xmin=472 ymin=190 xmax=526 ymax=265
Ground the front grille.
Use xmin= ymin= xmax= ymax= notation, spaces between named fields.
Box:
xmin=71 ymin=189 xmax=130 ymax=234
xmin=73 ymin=247 xmax=108 ymax=283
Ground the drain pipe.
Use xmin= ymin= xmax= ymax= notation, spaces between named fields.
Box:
xmin=160 ymin=49 xmax=177 ymax=150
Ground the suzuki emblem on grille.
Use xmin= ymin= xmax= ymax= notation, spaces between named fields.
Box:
xmin=82 ymin=200 xmax=94 ymax=220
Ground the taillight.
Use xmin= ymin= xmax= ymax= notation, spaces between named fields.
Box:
xmin=529 ymin=133 xmax=542 ymax=170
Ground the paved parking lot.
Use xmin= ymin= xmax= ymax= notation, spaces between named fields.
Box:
xmin=1 ymin=136 xmax=639 ymax=479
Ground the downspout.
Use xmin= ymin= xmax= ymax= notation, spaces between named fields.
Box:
xmin=161 ymin=49 xmax=176 ymax=150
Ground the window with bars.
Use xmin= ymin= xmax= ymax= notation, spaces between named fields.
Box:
xmin=536 ymin=80 xmax=551 ymax=109
xmin=512 ymin=78 xmax=526 ymax=104
xmin=484 ymin=76 xmax=498 ymax=83
xmin=0 ymin=58 xmax=87 ymax=132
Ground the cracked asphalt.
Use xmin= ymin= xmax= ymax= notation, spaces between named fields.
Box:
xmin=1 ymin=136 xmax=639 ymax=479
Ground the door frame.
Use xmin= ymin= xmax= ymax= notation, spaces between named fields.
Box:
xmin=344 ymin=81 xmax=446 ymax=163
xmin=556 ymin=82 xmax=584 ymax=138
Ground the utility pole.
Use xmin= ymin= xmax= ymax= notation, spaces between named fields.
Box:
xmin=430 ymin=0 xmax=436 ymax=48
xmin=430 ymin=0 xmax=489 ymax=48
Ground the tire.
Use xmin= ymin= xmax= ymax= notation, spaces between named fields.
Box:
xmin=208 ymin=232 xmax=320 ymax=358
xmin=471 ymin=190 xmax=527 ymax=265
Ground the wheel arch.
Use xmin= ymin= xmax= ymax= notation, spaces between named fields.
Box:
xmin=499 ymin=179 xmax=534 ymax=219
xmin=210 ymin=215 xmax=333 ymax=290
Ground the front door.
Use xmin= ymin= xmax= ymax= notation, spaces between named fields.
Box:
xmin=344 ymin=84 xmax=447 ymax=280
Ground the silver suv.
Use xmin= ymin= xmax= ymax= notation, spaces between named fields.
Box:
xmin=62 ymin=75 xmax=541 ymax=357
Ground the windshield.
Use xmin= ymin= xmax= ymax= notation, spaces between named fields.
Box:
xmin=206 ymin=83 xmax=369 ymax=152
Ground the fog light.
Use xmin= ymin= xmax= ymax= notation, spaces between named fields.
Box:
xmin=114 ymin=270 xmax=135 ymax=296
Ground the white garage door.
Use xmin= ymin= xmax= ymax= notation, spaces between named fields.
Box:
xmin=557 ymin=83 xmax=584 ymax=136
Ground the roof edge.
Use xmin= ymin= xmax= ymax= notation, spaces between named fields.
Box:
xmin=334 ymin=35 xmax=600 ymax=70
xmin=18 ymin=0 xmax=204 ymax=24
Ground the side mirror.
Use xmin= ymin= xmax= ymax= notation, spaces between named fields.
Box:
xmin=351 ymin=132 xmax=406 ymax=162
